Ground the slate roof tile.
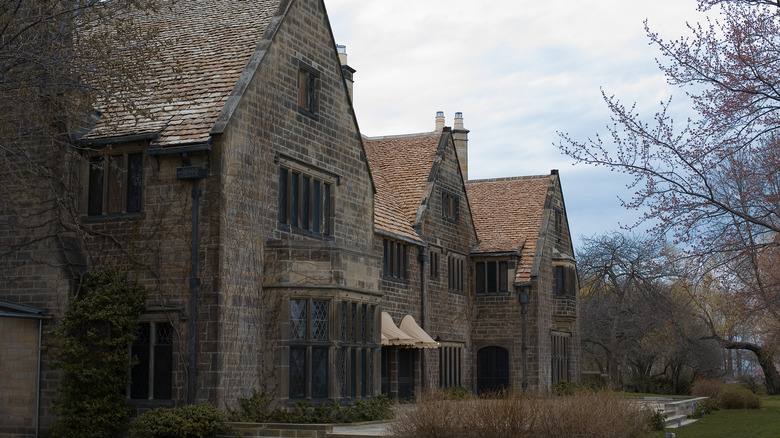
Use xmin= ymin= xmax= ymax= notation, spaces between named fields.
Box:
xmin=81 ymin=0 xmax=281 ymax=146
xmin=363 ymin=132 xmax=442 ymax=243
xmin=466 ymin=176 xmax=552 ymax=283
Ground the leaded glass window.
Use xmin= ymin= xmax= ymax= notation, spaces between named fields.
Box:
xmin=290 ymin=299 xmax=307 ymax=340
xmin=312 ymin=300 xmax=329 ymax=342
xmin=289 ymin=298 xmax=331 ymax=399
xmin=361 ymin=303 xmax=367 ymax=343
xmin=130 ymin=322 xmax=173 ymax=400
xmin=339 ymin=348 xmax=347 ymax=397
xmin=312 ymin=347 xmax=328 ymax=398
xmin=340 ymin=301 xmax=347 ymax=342
xmin=350 ymin=302 xmax=357 ymax=342
xmin=290 ymin=347 xmax=306 ymax=398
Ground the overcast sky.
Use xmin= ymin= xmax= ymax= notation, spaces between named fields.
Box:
xmin=326 ymin=0 xmax=709 ymax=251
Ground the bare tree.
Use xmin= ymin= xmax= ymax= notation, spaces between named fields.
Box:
xmin=1 ymin=0 xmax=168 ymax=261
xmin=558 ymin=0 xmax=780 ymax=393
xmin=578 ymin=233 xmax=719 ymax=393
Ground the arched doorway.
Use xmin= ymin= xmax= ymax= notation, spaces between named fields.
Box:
xmin=477 ymin=346 xmax=509 ymax=394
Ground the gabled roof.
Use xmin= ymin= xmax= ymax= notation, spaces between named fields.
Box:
xmin=363 ymin=132 xmax=443 ymax=244
xmin=466 ymin=175 xmax=552 ymax=283
xmin=81 ymin=0 xmax=283 ymax=146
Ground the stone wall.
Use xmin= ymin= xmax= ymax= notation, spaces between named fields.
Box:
xmin=0 ymin=317 xmax=40 ymax=438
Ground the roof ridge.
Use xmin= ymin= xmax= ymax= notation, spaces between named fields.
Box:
xmin=363 ymin=131 xmax=440 ymax=141
xmin=466 ymin=174 xmax=551 ymax=183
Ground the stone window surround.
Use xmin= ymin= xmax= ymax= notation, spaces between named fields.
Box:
xmin=82 ymin=145 xmax=145 ymax=218
xmin=277 ymin=155 xmax=338 ymax=238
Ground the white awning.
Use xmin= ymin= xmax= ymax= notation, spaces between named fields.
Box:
xmin=381 ymin=312 xmax=415 ymax=347
xmin=399 ymin=314 xmax=439 ymax=349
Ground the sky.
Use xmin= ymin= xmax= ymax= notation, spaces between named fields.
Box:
xmin=325 ymin=0 xmax=711 ymax=251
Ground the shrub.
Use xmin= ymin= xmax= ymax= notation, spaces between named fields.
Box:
xmin=552 ymin=380 xmax=579 ymax=396
xmin=691 ymin=378 xmax=726 ymax=398
xmin=737 ymin=374 xmax=765 ymax=394
xmin=691 ymin=397 xmax=721 ymax=418
xmin=228 ymin=389 xmax=272 ymax=422
xmin=341 ymin=395 xmax=394 ymax=422
xmin=718 ymin=386 xmax=761 ymax=410
xmin=392 ymin=391 xmax=649 ymax=438
xmin=444 ymin=386 xmax=471 ymax=400
xmin=129 ymin=403 xmax=229 ymax=438
xmin=44 ymin=268 xmax=147 ymax=438
xmin=647 ymin=409 xmax=665 ymax=431
xmin=228 ymin=390 xmax=394 ymax=424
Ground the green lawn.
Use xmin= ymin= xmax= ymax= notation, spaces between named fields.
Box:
xmin=650 ymin=396 xmax=780 ymax=438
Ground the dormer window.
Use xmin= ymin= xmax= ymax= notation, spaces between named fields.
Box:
xmin=87 ymin=152 xmax=143 ymax=216
xmin=475 ymin=260 xmax=510 ymax=294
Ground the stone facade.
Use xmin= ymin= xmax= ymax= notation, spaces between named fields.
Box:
xmin=0 ymin=0 xmax=579 ymax=435
xmin=0 ymin=302 xmax=44 ymax=438
xmin=467 ymin=172 xmax=580 ymax=390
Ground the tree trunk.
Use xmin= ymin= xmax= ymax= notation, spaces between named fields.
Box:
xmin=721 ymin=340 xmax=780 ymax=395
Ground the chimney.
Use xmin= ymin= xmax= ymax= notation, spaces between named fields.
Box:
xmin=452 ymin=112 xmax=469 ymax=180
xmin=338 ymin=45 xmax=356 ymax=101
xmin=435 ymin=111 xmax=445 ymax=131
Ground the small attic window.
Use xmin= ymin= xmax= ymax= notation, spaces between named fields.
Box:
xmin=442 ymin=191 xmax=459 ymax=222
xmin=298 ymin=64 xmax=320 ymax=117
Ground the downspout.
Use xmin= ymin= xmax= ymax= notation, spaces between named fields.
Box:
xmin=169 ymin=149 xmax=210 ymax=405
xmin=150 ymin=142 xmax=211 ymax=404
xmin=186 ymin=177 xmax=203 ymax=404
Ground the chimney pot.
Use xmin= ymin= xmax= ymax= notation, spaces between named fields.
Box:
xmin=451 ymin=112 xmax=469 ymax=181
xmin=337 ymin=44 xmax=348 ymax=65
xmin=454 ymin=112 xmax=464 ymax=129
xmin=337 ymin=44 xmax=355 ymax=101
xmin=435 ymin=111 xmax=445 ymax=131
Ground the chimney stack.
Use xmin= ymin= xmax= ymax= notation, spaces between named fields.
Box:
xmin=452 ymin=112 xmax=469 ymax=180
xmin=435 ymin=111 xmax=445 ymax=131
xmin=338 ymin=45 xmax=356 ymax=101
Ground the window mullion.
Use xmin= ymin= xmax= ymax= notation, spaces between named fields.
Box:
xmin=148 ymin=323 xmax=156 ymax=401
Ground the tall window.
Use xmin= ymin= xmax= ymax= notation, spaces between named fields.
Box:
xmin=130 ymin=322 xmax=173 ymax=400
xmin=551 ymin=333 xmax=571 ymax=383
xmin=290 ymin=299 xmax=330 ymax=399
xmin=554 ymin=265 xmax=577 ymax=296
xmin=383 ymin=239 xmax=408 ymax=280
xmin=442 ymin=191 xmax=459 ymax=221
xmin=298 ymin=66 xmax=320 ymax=116
xmin=339 ymin=301 xmax=376 ymax=398
xmin=88 ymin=152 xmax=143 ymax=216
xmin=475 ymin=261 xmax=509 ymax=294
xmin=448 ymin=255 xmax=464 ymax=292
xmin=279 ymin=166 xmax=332 ymax=236
xmin=439 ymin=344 xmax=463 ymax=388
xmin=429 ymin=250 xmax=440 ymax=279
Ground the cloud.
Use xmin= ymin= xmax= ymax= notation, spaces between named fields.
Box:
xmin=327 ymin=0 xmax=706 ymax=249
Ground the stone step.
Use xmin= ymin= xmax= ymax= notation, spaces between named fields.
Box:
xmin=664 ymin=414 xmax=698 ymax=429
